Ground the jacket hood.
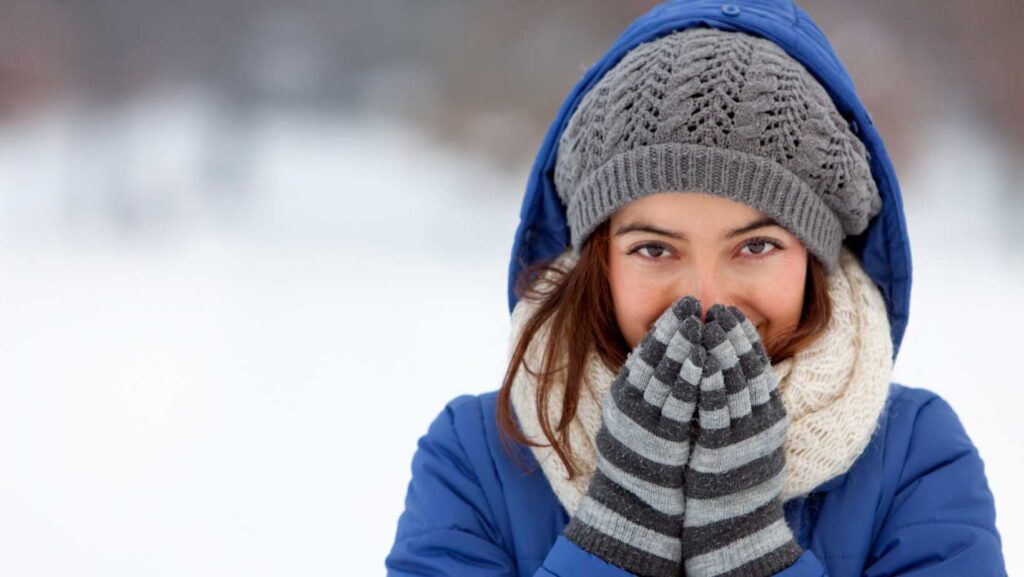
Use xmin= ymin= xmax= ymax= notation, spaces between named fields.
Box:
xmin=506 ymin=0 xmax=912 ymax=359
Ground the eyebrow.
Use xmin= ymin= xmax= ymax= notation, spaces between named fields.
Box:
xmin=613 ymin=216 xmax=780 ymax=240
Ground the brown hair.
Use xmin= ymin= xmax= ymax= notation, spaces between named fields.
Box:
xmin=495 ymin=219 xmax=832 ymax=479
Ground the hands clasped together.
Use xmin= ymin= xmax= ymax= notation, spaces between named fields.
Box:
xmin=564 ymin=296 xmax=803 ymax=577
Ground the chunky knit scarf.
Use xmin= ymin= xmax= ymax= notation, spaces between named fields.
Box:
xmin=509 ymin=247 xmax=893 ymax=514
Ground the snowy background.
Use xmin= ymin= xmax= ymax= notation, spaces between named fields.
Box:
xmin=1 ymin=1 xmax=1022 ymax=575
xmin=1 ymin=101 xmax=1021 ymax=576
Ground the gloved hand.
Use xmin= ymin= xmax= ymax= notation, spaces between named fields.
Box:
xmin=681 ymin=304 xmax=803 ymax=577
xmin=564 ymin=295 xmax=705 ymax=577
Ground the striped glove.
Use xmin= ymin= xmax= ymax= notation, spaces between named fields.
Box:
xmin=681 ymin=304 xmax=803 ymax=577
xmin=564 ymin=296 xmax=705 ymax=577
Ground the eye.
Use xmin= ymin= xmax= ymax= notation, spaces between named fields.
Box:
xmin=627 ymin=242 xmax=673 ymax=261
xmin=740 ymin=237 xmax=784 ymax=259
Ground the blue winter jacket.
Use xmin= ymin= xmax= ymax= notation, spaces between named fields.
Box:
xmin=386 ymin=0 xmax=1006 ymax=575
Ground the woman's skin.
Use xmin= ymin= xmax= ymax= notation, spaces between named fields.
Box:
xmin=607 ymin=192 xmax=809 ymax=349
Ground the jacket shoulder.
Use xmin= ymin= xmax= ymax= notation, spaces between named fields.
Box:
xmin=417 ymin=392 xmax=500 ymax=485
xmin=879 ymin=383 xmax=980 ymax=483
xmin=386 ymin=392 xmax=518 ymax=575
xmin=431 ymin=391 xmax=501 ymax=452
xmin=868 ymin=383 xmax=1005 ymax=571
xmin=881 ymin=383 xmax=974 ymax=454
xmin=886 ymin=382 xmax=947 ymax=409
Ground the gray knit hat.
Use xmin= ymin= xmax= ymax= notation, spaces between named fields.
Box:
xmin=554 ymin=28 xmax=882 ymax=273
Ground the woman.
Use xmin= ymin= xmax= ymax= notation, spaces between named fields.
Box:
xmin=386 ymin=1 xmax=1006 ymax=576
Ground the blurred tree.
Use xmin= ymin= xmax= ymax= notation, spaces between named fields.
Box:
xmin=0 ymin=0 xmax=77 ymax=119
xmin=2 ymin=0 xmax=1021 ymax=190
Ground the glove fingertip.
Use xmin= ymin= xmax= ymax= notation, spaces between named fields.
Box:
xmin=739 ymin=348 xmax=772 ymax=382
xmin=715 ymin=305 xmax=740 ymax=332
xmin=672 ymin=295 xmax=703 ymax=321
xmin=702 ymin=319 xmax=727 ymax=351
xmin=681 ymin=316 xmax=702 ymax=343
xmin=704 ymin=302 xmax=727 ymax=324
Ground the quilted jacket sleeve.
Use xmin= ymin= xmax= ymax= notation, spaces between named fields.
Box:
xmin=385 ymin=395 xmax=640 ymax=577
xmin=863 ymin=393 xmax=1006 ymax=576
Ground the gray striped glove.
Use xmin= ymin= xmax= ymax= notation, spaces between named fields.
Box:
xmin=564 ymin=296 xmax=705 ymax=577
xmin=681 ymin=304 xmax=803 ymax=577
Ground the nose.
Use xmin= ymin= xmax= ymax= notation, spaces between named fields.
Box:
xmin=679 ymin=263 xmax=726 ymax=321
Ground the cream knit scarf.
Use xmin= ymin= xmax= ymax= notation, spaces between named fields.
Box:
xmin=509 ymin=247 xmax=893 ymax=514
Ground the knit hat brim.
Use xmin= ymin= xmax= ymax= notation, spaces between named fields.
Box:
xmin=567 ymin=142 xmax=844 ymax=273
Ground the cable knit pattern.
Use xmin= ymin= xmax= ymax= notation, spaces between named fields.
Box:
xmin=554 ymin=28 xmax=881 ymax=272
xmin=509 ymin=247 xmax=892 ymax=514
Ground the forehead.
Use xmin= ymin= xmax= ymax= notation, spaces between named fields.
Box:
xmin=612 ymin=192 xmax=766 ymax=224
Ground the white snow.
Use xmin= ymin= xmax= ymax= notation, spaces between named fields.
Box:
xmin=0 ymin=100 xmax=1019 ymax=575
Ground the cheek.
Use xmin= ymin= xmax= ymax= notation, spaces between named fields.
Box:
xmin=756 ymin=257 xmax=808 ymax=339
xmin=607 ymin=254 xmax=673 ymax=349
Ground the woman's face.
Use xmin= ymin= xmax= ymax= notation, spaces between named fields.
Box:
xmin=607 ymin=192 xmax=809 ymax=349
